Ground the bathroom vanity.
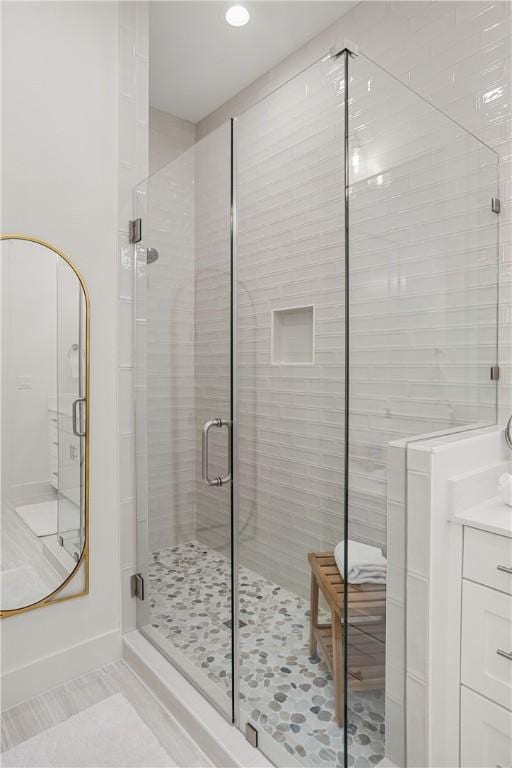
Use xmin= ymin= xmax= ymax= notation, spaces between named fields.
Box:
xmin=386 ymin=427 xmax=512 ymax=768
xmin=453 ymin=505 xmax=512 ymax=767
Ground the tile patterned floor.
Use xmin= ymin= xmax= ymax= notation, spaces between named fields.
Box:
xmin=149 ymin=541 xmax=385 ymax=768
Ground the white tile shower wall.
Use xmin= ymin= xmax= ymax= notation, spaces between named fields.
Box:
xmin=233 ymin=58 xmax=347 ymax=598
xmin=194 ymin=124 xmax=232 ymax=556
xmin=141 ymin=108 xmax=195 ymax=557
xmin=118 ymin=1 xmax=148 ymax=634
xmin=186 ymin=2 xmax=508 ymax=606
xmin=197 ymin=0 xmax=511 ymax=424
xmin=144 ymin=152 xmax=197 ymax=553
xmin=149 ymin=107 xmax=196 ymax=176
xmin=140 ymin=126 xmax=231 ymax=563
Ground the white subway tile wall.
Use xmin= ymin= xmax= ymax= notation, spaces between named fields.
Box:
xmin=194 ymin=125 xmax=232 ymax=555
xmin=142 ymin=151 xmax=197 ymax=552
xmin=136 ymin=123 xmax=232 ymax=557
xmin=125 ymin=0 xmax=510 ymax=596
xmin=197 ymin=0 xmax=511 ymax=423
xmin=127 ymin=0 xmax=507 ymax=647
xmin=348 ymin=52 xmax=499 ymax=600
xmin=234 ymin=57 xmax=346 ymax=597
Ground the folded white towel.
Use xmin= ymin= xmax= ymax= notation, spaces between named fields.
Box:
xmin=334 ymin=540 xmax=387 ymax=585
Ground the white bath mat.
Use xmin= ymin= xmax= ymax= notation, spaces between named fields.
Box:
xmin=0 ymin=566 xmax=48 ymax=611
xmin=16 ymin=500 xmax=79 ymax=538
xmin=1 ymin=694 xmax=173 ymax=767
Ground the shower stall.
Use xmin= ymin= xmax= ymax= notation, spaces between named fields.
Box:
xmin=132 ymin=48 xmax=499 ymax=768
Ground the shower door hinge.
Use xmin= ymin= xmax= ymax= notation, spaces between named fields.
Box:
xmin=131 ymin=573 xmax=145 ymax=600
xmin=491 ymin=197 xmax=501 ymax=214
xmin=490 ymin=365 xmax=500 ymax=381
xmin=129 ymin=218 xmax=142 ymax=243
xmin=245 ymin=723 xmax=258 ymax=748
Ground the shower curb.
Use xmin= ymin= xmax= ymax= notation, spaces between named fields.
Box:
xmin=123 ymin=631 xmax=273 ymax=768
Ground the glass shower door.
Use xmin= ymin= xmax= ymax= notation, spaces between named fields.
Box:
xmin=346 ymin=52 xmax=499 ymax=768
xmin=134 ymin=122 xmax=234 ymax=719
xmin=234 ymin=52 xmax=348 ymax=766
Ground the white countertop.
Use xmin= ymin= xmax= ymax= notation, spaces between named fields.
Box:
xmin=451 ymin=495 xmax=512 ymax=538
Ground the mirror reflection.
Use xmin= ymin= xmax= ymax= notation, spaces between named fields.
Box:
xmin=1 ymin=237 xmax=87 ymax=613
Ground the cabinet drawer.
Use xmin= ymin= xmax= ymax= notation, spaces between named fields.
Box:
xmin=462 ymin=579 xmax=512 ymax=711
xmin=461 ymin=686 xmax=512 ymax=768
xmin=464 ymin=527 xmax=512 ymax=595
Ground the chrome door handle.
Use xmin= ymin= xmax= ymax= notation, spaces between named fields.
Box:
xmin=202 ymin=418 xmax=231 ymax=486
xmin=72 ymin=397 xmax=86 ymax=437
xmin=497 ymin=649 xmax=512 ymax=661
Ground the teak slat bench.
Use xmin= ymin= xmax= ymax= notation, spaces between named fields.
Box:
xmin=308 ymin=551 xmax=386 ymax=726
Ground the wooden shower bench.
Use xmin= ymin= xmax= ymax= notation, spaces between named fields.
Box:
xmin=308 ymin=551 xmax=386 ymax=726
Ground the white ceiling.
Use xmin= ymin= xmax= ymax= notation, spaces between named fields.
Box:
xmin=149 ymin=1 xmax=356 ymax=123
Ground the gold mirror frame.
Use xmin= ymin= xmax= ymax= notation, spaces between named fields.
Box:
xmin=0 ymin=234 xmax=90 ymax=618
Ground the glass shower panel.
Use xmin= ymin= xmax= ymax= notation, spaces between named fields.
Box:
xmin=134 ymin=123 xmax=233 ymax=718
xmin=56 ymin=258 xmax=85 ymax=561
xmin=234 ymin=54 xmax=347 ymax=767
xmin=346 ymin=53 xmax=499 ymax=767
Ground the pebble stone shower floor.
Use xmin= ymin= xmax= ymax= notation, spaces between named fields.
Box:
xmin=148 ymin=541 xmax=385 ymax=768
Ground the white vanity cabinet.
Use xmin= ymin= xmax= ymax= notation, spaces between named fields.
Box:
xmin=460 ymin=526 xmax=512 ymax=767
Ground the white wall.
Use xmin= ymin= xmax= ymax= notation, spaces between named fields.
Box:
xmin=1 ymin=242 xmax=58 ymax=503
xmin=149 ymin=107 xmax=196 ymax=175
xmin=1 ymin=0 xmax=120 ymax=704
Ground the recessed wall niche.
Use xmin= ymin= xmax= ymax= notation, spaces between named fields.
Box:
xmin=271 ymin=305 xmax=314 ymax=365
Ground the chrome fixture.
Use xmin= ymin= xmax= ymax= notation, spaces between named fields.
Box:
xmin=202 ymin=417 xmax=231 ymax=486
xmin=147 ymin=247 xmax=159 ymax=264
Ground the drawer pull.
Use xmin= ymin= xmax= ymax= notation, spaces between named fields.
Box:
xmin=497 ymin=564 xmax=512 ymax=574
xmin=497 ymin=649 xmax=512 ymax=661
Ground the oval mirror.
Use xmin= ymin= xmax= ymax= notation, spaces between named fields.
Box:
xmin=0 ymin=235 xmax=89 ymax=616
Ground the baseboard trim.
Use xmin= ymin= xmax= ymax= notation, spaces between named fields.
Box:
xmin=123 ymin=630 xmax=273 ymax=768
xmin=1 ymin=629 xmax=122 ymax=710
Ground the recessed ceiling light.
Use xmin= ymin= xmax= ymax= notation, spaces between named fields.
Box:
xmin=225 ymin=5 xmax=250 ymax=27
